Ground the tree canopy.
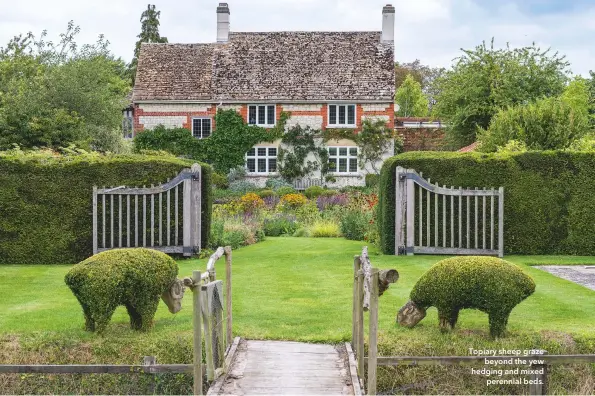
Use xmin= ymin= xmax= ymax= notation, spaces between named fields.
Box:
xmin=431 ymin=39 xmax=570 ymax=147
xmin=0 ymin=22 xmax=130 ymax=151
xmin=128 ymin=4 xmax=168 ymax=85
xmin=395 ymin=74 xmax=429 ymax=117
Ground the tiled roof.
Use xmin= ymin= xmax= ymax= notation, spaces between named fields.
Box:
xmin=132 ymin=32 xmax=394 ymax=102
xmin=458 ymin=142 xmax=479 ymax=152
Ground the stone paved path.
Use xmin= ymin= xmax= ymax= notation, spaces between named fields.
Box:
xmin=535 ymin=265 xmax=595 ymax=291
xmin=216 ymin=340 xmax=354 ymax=395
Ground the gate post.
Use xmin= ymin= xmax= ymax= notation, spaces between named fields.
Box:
xmin=191 ymin=164 xmax=202 ymax=255
xmin=498 ymin=187 xmax=504 ymax=258
xmin=405 ymin=169 xmax=415 ymax=255
xmin=394 ymin=167 xmax=407 ymax=255
xmin=92 ymin=186 xmax=98 ymax=255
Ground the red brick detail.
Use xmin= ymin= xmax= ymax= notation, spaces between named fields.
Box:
xmin=133 ymin=105 xmax=217 ymax=136
xmin=398 ymin=128 xmax=446 ymax=152
xmin=321 ymin=104 xmax=328 ymax=131
xmin=239 ymin=105 xmax=248 ymax=123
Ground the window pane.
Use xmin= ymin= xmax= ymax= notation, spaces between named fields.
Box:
xmin=349 ymin=158 xmax=358 ymax=172
xmin=258 ymin=105 xmax=266 ymax=125
xmin=269 ymin=158 xmax=277 ymax=172
xmin=192 ymin=119 xmax=201 ymax=138
xmin=328 ymin=147 xmax=337 ymax=156
xmin=338 ymin=105 xmax=346 ymax=125
xmin=249 ymin=106 xmax=257 ymax=125
xmin=258 ymin=158 xmax=267 ymax=173
xmin=268 ymin=147 xmax=277 ymax=156
xmin=339 ymin=147 xmax=347 ymax=156
xmin=258 ymin=147 xmax=267 ymax=156
xmin=328 ymin=158 xmax=337 ymax=172
xmin=247 ymin=159 xmax=256 ymax=172
xmin=339 ymin=158 xmax=347 ymax=172
xmin=247 ymin=148 xmax=255 ymax=156
xmin=329 ymin=105 xmax=337 ymax=125
xmin=267 ymin=105 xmax=275 ymax=125
xmin=349 ymin=147 xmax=357 ymax=156
xmin=202 ymin=119 xmax=211 ymax=138
xmin=347 ymin=105 xmax=355 ymax=125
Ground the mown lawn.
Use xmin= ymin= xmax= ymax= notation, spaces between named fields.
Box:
xmin=2 ymin=237 xmax=595 ymax=339
xmin=2 ymin=238 xmax=595 ymax=394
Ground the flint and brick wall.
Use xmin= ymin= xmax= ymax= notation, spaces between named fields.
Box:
xmin=398 ymin=128 xmax=446 ymax=152
xmin=133 ymin=103 xmax=394 ymax=134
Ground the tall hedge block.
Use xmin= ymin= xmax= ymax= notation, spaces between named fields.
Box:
xmin=0 ymin=154 xmax=212 ymax=264
xmin=378 ymin=151 xmax=595 ymax=255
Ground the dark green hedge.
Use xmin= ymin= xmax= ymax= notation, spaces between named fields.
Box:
xmin=0 ymin=153 xmax=212 ymax=264
xmin=379 ymin=151 xmax=595 ymax=255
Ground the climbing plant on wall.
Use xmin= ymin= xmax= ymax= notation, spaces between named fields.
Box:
xmin=277 ymin=125 xmax=330 ymax=182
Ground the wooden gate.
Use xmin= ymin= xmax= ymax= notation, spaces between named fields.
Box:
xmin=394 ymin=167 xmax=504 ymax=257
xmin=92 ymin=163 xmax=202 ymax=257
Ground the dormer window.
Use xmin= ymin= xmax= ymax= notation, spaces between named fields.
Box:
xmin=248 ymin=105 xmax=276 ymax=127
xmin=328 ymin=104 xmax=356 ymax=127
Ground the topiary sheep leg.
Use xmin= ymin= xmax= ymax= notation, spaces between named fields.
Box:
xmin=81 ymin=304 xmax=95 ymax=332
xmin=125 ymin=303 xmax=143 ymax=330
xmin=438 ymin=309 xmax=455 ymax=332
xmin=448 ymin=309 xmax=460 ymax=329
xmin=488 ymin=311 xmax=510 ymax=338
xmin=134 ymin=298 xmax=160 ymax=331
xmin=93 ymin=305 xmax=117 ymax=334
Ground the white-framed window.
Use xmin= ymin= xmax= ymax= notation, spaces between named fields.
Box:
xmin=248 ymin=105 xmax=276 ymax=127
xmin=246 ymin=146 xmax=278 ymax=174
xmin=328 ymin=147 xmax=358 ymax=173
xmin=192 ymin=118 xmax=212 ymax=139
xmin=328 ymin=104 xmax=356 ymax=127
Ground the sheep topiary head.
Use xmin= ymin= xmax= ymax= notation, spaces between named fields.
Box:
xmin=397 ymin=300 xmax=426 ymax=327
xmin=161 ymin=278 xmax=185 ymax=314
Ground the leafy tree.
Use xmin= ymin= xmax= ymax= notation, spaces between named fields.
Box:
xmin=395 ymin=74 xmax=429 ymax=117
xmin=432 ymin=39 xmax=570 ymax=146
xmin=477 ymin=80 xmax=591 ymax=152
xmin=128 ymin=4 xmax=168 ymax=85
xmin=395 ymin=60 xmax=444 ymax=107
xmin=0 ymin=22 xmax=130 ymax=151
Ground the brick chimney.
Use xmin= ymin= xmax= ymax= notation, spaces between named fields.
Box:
xmin=217 ymin=3 xmax=230 ymax=43
xmin=381 ymin=4 xmax=395 ymax=43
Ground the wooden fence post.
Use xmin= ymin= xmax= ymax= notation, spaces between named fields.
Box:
xmin=191 ymin=164 xmax=202 ymax=255
xmin=183 ymin=179 xmax=192 ymax=257
xmin=529 ymin=351 xmax=548 ymax=395
xmin=192 ymin=271 xmax=203 ymax=396
xmin=367 ymin=269 xmax=379 ymax=395
xmin=143 ymin=356 xmax=156 ymax=394
xmin=498 ymin=187 xmax=504 ymax=258
xmin=224 ymin=246 xmax=233 ymax=351
xmin=395 ymin=167 xmax=407 ymax=255
xmin=352 ymin=255 xmax=361 ymax=352
xmin=356 ymin=269 xmax=364 ymax=381
xmin=406 ymin=171 xmax=415 ymax=255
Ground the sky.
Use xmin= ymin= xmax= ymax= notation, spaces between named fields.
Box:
xmin=1 ymin=0 xmax=594 ymax=76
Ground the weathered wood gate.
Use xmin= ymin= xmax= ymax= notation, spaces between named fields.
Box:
xmin=394 ymin=166 xmax=504 ymax=257
xmin=92 ymin=163 xmax=202 ymax=256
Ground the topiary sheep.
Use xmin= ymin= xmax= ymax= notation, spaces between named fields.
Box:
xmin=397 ymin=256 xmax=535 ymax=338
xmin=65 ymin=248 xmax=186 ymax=333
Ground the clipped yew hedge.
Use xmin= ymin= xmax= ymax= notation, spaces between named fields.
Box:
xmin=378 ymin=151 xmax=595 ymax=255
xmin=0 ymin=153 xmax=212 ymax=264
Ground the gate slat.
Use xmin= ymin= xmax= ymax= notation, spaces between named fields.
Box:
xmin=450 ymin=186 xmax=454 ymax=248
xmin=466 ymin=195 xmax=470 ymax=249
xmin=458 ymin=187 xmax=462 ymax=248
xmin=167 ymin=186 xmax=171 ymax=246
xmin=434 ymin=185 xmax=438 ymax=247
xmin=175 ymin=184 xmax=179 ymax=246
xmin=143 ymin=191 xmax=146 ymax=247
xmin=483 ymin=192 xmax=486 ymax=250
xmin=119 ymin=195 xmax=122 ymax=248
xmin=442 ymin=185 xmax=446 ymax=248
xmin=135 ymin=195 xmax=138 ymax=247
xmin=490 ymin=193 xmax=494 ymax=251
xmin=127 ymin=195 xmax=130 ymax=248
xmin=102 ymin=194 xmax=106 ymax=248
xmin=406 ymin=175 xmax=415 ymax=254
xmin=498 ymin=187 xmax=504 ymax=258
xmin=418 ymin=183 xmax=423 ymax=247
xmin=110 ymin=195 xmax=114 ymax=248
xmin=159 ymin=191 xmax=163 ymax=246
xmin=151 ymin=187 xmax=155 ymax=247
xmin=426 ymin=180 xmax=430 ymax=247
xmin=474 ymin=188 xmax=478 ymax=249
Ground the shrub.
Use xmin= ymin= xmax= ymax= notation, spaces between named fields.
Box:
xmin=319 ymin=189 xmax=339 ymax=197
xmin=240 ymin=192 xmax=264 ymax=212
xmin=293 ymin=227 xmax=310 ymax=237
xmin=304 ymin=185 xmax=325 ymax=199
xmin=265 ymin=177 xmax=293 ymax=190
xmin=280 ymin=193 xmax=308 ymax=209
xmin=0 ymin=152 xmax=212 ymax=264
xmin=210 ymin=219 xmax=258 ymax=249
xmin=406 ymin=256 xmax=535 ymax=337
xmin=310 ymin=220 xmax=341 ymax=237
xmin=295 ymin=201 xmax=321 ymax=226
xmin=227 ymin=166 xmax=247 ymax=183
xmin=340 ymin=210 xmax=371 ymax=241
xmin=64 ymin=248 xmax=179 ymax=332
xmin=263 ymin=215 xmax=298 ymax=236
xmin=378 ymin=151 xmax=595 ymax=255
xmin=212 ymin=172 xmax=229 ymax=189
xmin=257 ymin=189 xmax=277 ymax=198
xmin=365 ymin=173 xmax=380 ymax=188
xmin=229 ymin=180 xmax=258 ymax=194
xmin=276 ymin=186 xmax=297 ymax=197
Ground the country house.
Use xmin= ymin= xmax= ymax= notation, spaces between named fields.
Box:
xmin=131 ymin=3 xmax=395 ymax=187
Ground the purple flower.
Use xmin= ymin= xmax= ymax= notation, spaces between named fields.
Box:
xmin=263 ymin=195 xmax=280 ymax=208
xmin=316 ymin=193 xmax=349 ymax=211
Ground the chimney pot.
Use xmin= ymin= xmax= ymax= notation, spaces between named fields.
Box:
xmin=381 ymin=4 xmax=395 ymax=43
xmin=217 ymin=3 xmax=230 ymax=43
